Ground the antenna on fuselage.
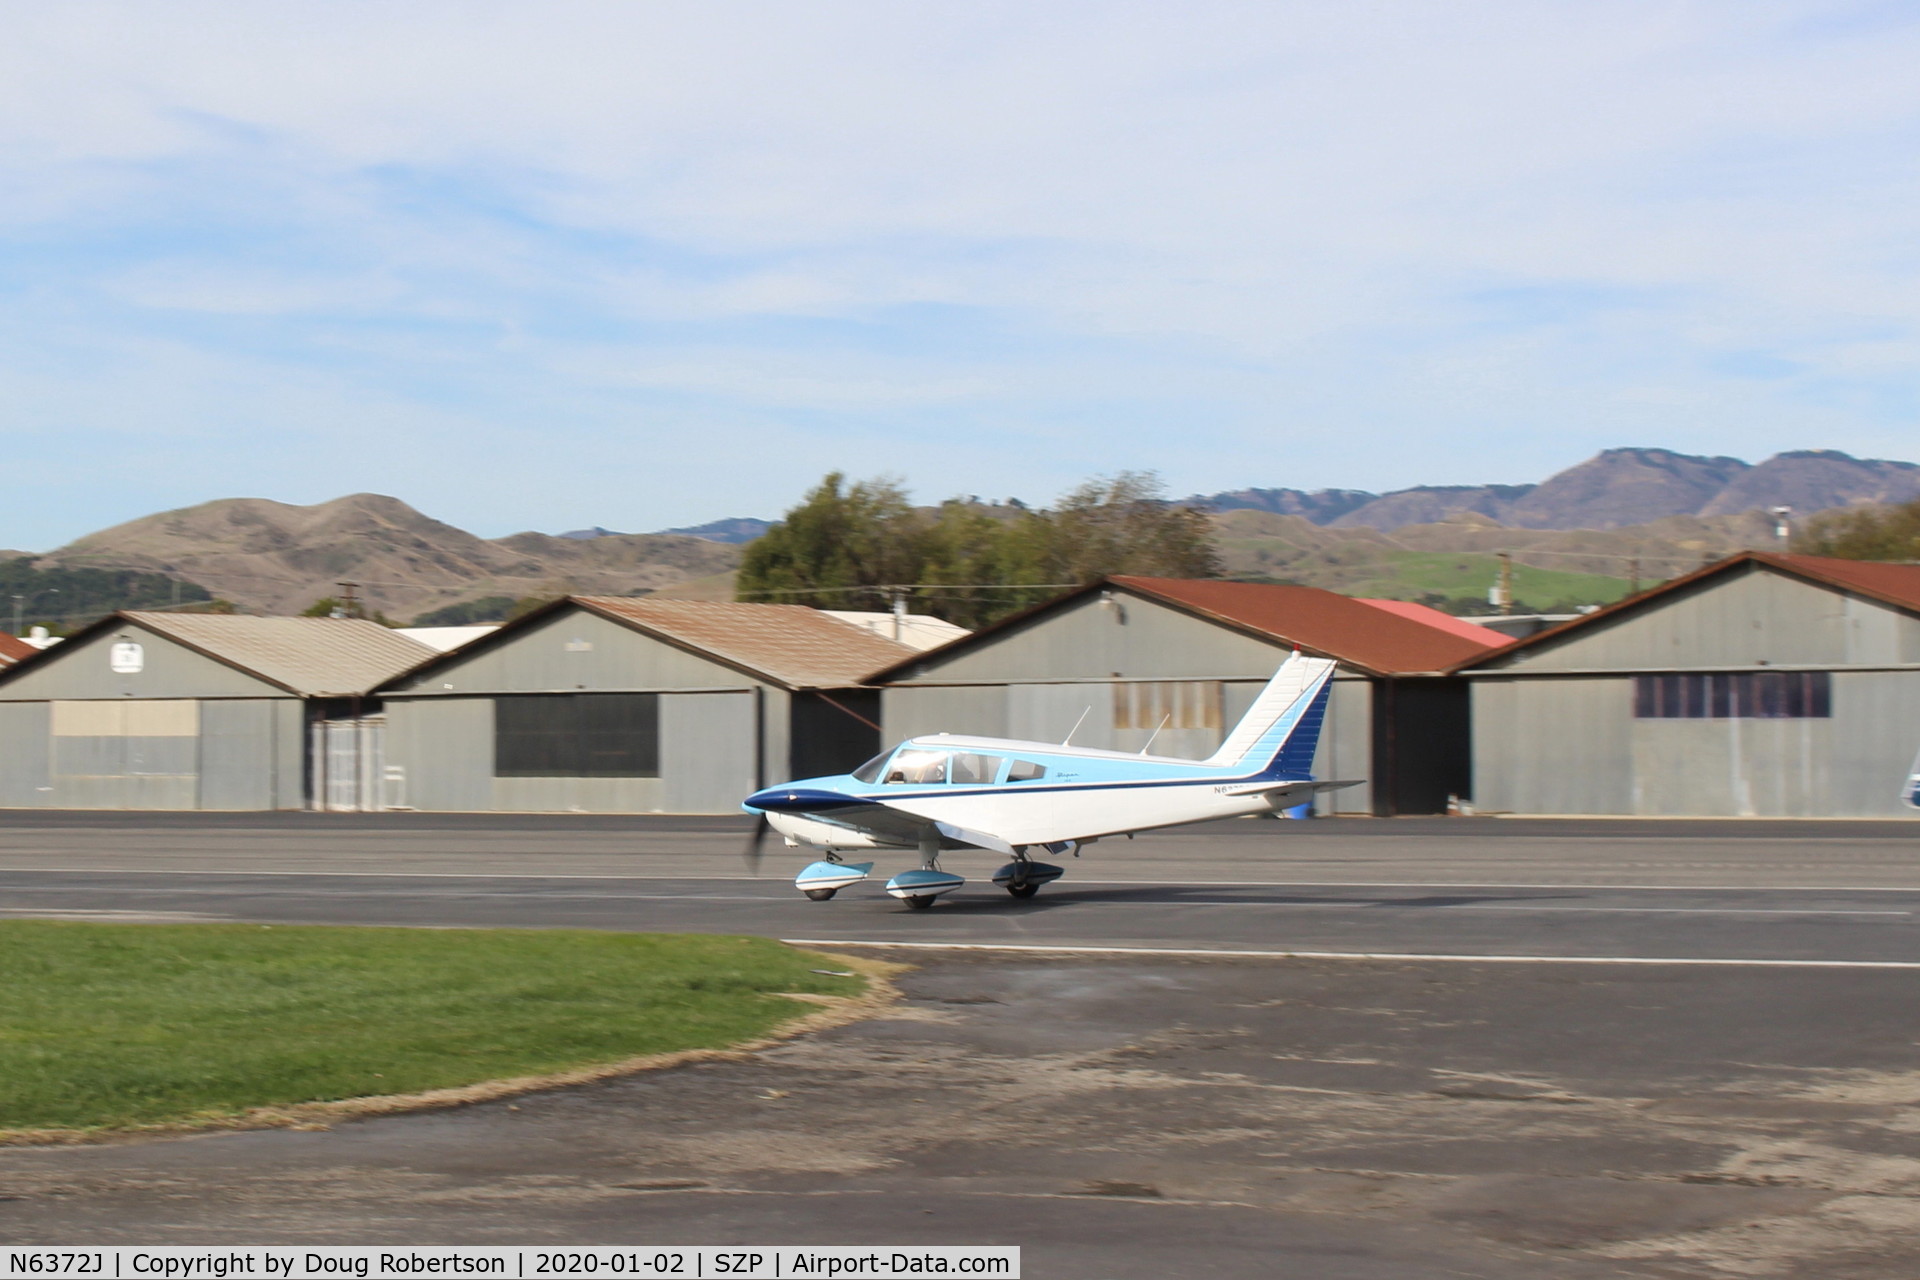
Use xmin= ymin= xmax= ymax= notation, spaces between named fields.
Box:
xmin=1062 ymin=706 xmax=1092 ymax=746
xmin=1139 ymin=713 xmax=1171 ymax=755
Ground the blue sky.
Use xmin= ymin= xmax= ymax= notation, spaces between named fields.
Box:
xmin=3 ymin=1 xmax=1919 ymax=549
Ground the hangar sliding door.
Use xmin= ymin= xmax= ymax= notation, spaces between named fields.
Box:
xmin=48 ymin=699 xmax=199 ymax=810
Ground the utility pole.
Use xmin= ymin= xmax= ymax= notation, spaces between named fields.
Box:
xmin=9 ymin=595 xmax=21 ymax=637
xmin=1491 ymin=552 xmax=1514 ymax=616
xmin=335 ymin=582 xmax=362 ymax=620
xmin=889 ymin=586 xmax=908 ymax=644
xmin=1768 ymin=506 xmax=1792 ymax=549
xmin=1628 ymin=557 xmax=1641 ymax=595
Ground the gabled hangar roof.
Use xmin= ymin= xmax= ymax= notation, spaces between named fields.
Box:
xmin=0 ymin=612 xmax=436 ymax=696
xmin=870 ymin=575 xmax=1506 ymax=681
xmin=384 ymin=597 xmax=918 ymax=692
xmin=0 ymin=632 xmax=34 ymax=667
xmin=1452 ymin=551 xmax=1920 ymax=673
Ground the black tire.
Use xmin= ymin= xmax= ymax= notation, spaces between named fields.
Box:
xmin=1006 ymin=882 xmax=1040 ymax=899
xmin=903 ymin=894 xmax=936 ymax=910
xmin=803 ymin=887 xmax=838 ymax=901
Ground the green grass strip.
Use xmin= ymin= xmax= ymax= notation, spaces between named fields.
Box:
xmin=0 ymin=921 xmax=865 ymax=1133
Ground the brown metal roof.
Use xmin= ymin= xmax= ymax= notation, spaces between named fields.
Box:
xmin=868 ymin=576 xmax=1508 ymax=681
xmin=119 ymin=613 xmax=437 ymax=696
xmin=0 ymin=632 xmax=34 ymax=667
xmin=1763 ymin=552 xmax=1920 ymax=610
xmin=575 ymin=598 xmax=916 ymax=688
xmin=1452 ymin=550 xmax=1920 ymax=673
xmin=1105 ymin=577 xmax=1509 ymax=675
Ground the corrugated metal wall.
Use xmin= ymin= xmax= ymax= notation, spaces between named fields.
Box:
xmin=1474 ymin=671 xmax=1920 ymax=818
xmin=0 ymin=701 xmax=50 ymax=807
xmin=0 ymin=626 xmax=275 ymax=701
xmin=1470 ymin=677 xmax=1637 ymax=816
xmin=891 ymin=592 xmax=1291 ymax=683
xmin=201 ymin=699 xmax=281 ymax=811
xmin=385 ymin=690 xmax=768 ymax=814
xmin=1468 ymin=562 xmax=1920 ymax=818
xmin=1493 ymin=567 xmax=1920 ymax=673
xmin=379 ymin=606 xmax=787 ymax=814
xmin=385 ymin=697 xmax=494 ymax=811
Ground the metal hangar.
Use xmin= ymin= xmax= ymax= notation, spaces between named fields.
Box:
xmin=375 ymin=597 xmax=914 ymax=814
xmin=867 ymin=575 xmax=1502 ymax=816
xmin=1456 ymin=552 xmax=1920 ymax=818
xmin=0 ymin=612 xmax=432 ymax=810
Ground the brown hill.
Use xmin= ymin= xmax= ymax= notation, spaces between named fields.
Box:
xmin=39 ymin=494 xmax=741 ymax=620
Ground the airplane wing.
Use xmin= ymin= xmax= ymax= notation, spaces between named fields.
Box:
xmin=1218 ymin=779 xmax=1365 ymax=804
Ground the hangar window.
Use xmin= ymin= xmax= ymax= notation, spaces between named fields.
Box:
xmin=495 ymin=694 xmax=660 ymax=777
xmin=1633 ymin=672 xmax=1830 ymax=720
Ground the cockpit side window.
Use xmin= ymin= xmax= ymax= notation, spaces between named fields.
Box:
xmin=1006 ymin=759 xmax=1047 ymax=782
xmin=949 ymin=752 xmax=1004 ymax=785
xmin=850 ymin=750 xmax=894 ymax=784
xmin=884 ymin=749 xmax=949 ymax=784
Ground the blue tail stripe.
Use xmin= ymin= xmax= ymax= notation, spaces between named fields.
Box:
xmin=1265 ymin=677 xmax=1333 ymax=778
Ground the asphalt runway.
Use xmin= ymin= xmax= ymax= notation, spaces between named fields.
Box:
xmin=4 ymin=812 xmax=1920 ymax=1276
xmin=1 ymin=811 xmax=1918 ymax=962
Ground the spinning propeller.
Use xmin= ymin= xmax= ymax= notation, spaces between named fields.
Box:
xmin=743 ymin=813 xmax=771 ymax=876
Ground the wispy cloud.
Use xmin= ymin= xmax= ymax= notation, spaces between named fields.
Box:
xmin=1 ymin=1 xmax=1918 ymax=546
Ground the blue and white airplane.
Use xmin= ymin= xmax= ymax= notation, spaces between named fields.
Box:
xmin=742 ymin=653 xmax=1360 ymax=908
xmin=1905 ymin=745 xmax=1920 ymax=810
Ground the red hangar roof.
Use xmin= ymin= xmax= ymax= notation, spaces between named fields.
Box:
xmin=869 ymin=576 xmax=1510 ymax=680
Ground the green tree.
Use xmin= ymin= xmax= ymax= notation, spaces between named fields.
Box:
xmin=413 ymin=596 xmax=528 ymax=626
xmin=1795 ymin=498 xmax=1920 ymax=561
xmin=737 ymin=473 xmax=927 ymax=610
xmin=1017 ymin=471 xmax=1222 ymax=583
xmin=738 ymin=469 xmax=1221 ymax=627
xmin=300 ymin=597 xmax=399 ymax=627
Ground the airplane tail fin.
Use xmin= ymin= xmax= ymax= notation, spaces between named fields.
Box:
xmin=1205 ymin=653 xmax=1339 ymax=778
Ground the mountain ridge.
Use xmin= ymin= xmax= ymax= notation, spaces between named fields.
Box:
xmin=1192 ymin=447 xmax=1920 ymax=531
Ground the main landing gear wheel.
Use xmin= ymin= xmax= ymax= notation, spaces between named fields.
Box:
xmin=1006 ymin=882 xmax=1040 ymax=899
xmin=904 ymin=895 xmax=937 ymax=910
xmin=803 ymin=887 xmax=838 ymax=901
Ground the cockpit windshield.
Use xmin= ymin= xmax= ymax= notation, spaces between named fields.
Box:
xmin=850 ymin=750 xmax=894 ymax=784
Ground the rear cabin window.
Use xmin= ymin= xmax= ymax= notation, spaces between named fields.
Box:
xmin=948 ymin=753 xmax=1003 ymax=785
xmin=1006 ymin=759 xmax=1047 ymax=782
